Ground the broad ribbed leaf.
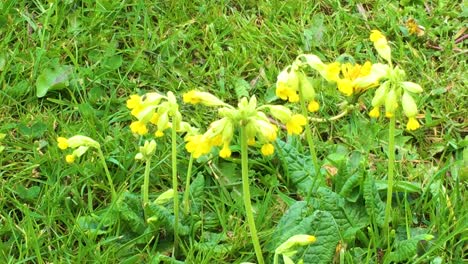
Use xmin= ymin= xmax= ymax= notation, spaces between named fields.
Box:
xmin=189 ymin=173 xmax=205 ymax=214
xmin=297 ymin=211 xmax=340 ymax=264
xmin=363 ymin=175 xmax=385 ymax=227
xmin=275 ymin=139 xmax=319 ymax=195
xmin=266 ymin=201 xmax=312 ymax=251
xmin=386 ymin=234 xmax=433 ymax=262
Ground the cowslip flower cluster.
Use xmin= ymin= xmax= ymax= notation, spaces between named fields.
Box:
xmin=57 ymin=135 xmax=100 ymax=163
xmin=126 ymin=91 xmax=182 ymax=137
xmin=368 ymin=30 xmax=424 ymax=130
xmin=276 ymin=54 xmax=339 ymax=112
xmin=183 ymin=90 xmax=307 ymax=158
xmin=276 ymin=53 xmax=389 ymax=110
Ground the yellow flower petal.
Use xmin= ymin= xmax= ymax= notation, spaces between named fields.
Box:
xmin=307 ymin=100 xmax=320 ymax=112
xmin=130 ymin=121 xmax=148 ymax=135
xmin=369 ymin=107 xmax=380 ymax=118
xmin=57 ymin=137 xmax=69 ymax=150
xmin=126 ymin=95 xmax=141 ymax=109
xmin=261 ymin=143 xmax=275 ymax=156
xmin=65 ymin=154 xmax=76 ymax=163
xmin=286 ymin=114 xmax=307 ymax=135
xmin=406 ymin=117 xmax=420 ymax=131
xmin=219 ymin=143 xmax=232 ymax=158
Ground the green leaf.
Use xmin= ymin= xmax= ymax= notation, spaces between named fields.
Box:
xmin=266 ymin=201 xmax=313 ymax=251
xmin=363 ymin=175 xmax=385 ymax=227
xmin=17 ymin=121 xmax=47 ymax=139
xmin=233 ymin=77 xmax=250 ymax=99
xmin=189 ymin=173 xmax=205 ymax=214
xmin=339 ymin=172 xmax=363 ymax=202
xmin=15 ymin=185 xmax=41 ymax=202
xmin=146 ymin=204 xmax=190 ymax=236
xmin=275 ymin=139 xmax=319 ymax=195
xmin=386 ymin=234 xmax=433 ymax=263
xmin=36 ymin=64 xmax=73 ymax=97
xmin=310 ymin=188 xmax=369 ymax=233
xmin=116 ymin=192 xmax=146 ymax=234
xmin=76 ymin=215 xmax=109 ymax=236
xmin=297 ymin=211 xmax=340 ymax=264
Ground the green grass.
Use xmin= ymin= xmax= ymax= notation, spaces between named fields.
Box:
xmin=1 ymin=0 xmax=467 ymax=263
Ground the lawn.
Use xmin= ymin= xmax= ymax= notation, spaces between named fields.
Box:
xmin=0 ymin=0 xmax=466 ymax=263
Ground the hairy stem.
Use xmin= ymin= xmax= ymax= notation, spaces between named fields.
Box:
xmin=240 ymin=126 xmax=264 ymax=264
xmin=172 ymin=121 xmax=179 ymax=255
xmin=384 ymin=115 xmax=396 ymax=249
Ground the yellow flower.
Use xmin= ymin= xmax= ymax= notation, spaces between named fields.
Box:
xmin=261 ymin=143 xmax=274 ymax=156
xmin=182 ymin=90 xmax=225 ymax=106
xmin=322 ymin=62 xmax=341 ymax=82
xmin=219 ymin=142 xmax=232 ymax=158
xmin=308 ymin=100 xmax=320 ymax=112
xmin=127 ymin=92 xmax=182 ymax=137
xmin=369 ymin=107 xmax=380 ymax=118
xmin=370 ymin=30 xmax=391 ymax=63
xmin=276 ymin=67 xmax=300 ymax=102
xmin=57 ymin=137 xmax=69 ymax=150
xmin=336 ymin=61 xmax=388 ymax=96
xmin=57 ymin=135 xmax=100 ymax=149
xmin=185 ymin=134 xmax=212 ymax=158
xmin=247 ymin=138 xmax=256 ymax=145
xmin=130 ymin=121 xmax=148 ymax=135
xmin=286 ymin=114 xmax=307 ymax=135
xmin=65 ymin=154 xmax=75 ymax=163
xmin=406 ymin=117 xmax=420 ymax=131
xmin=126 ymin=95 xmax=141 ymax=109
xmin=155 ymin=130 xmax=164 ymax=137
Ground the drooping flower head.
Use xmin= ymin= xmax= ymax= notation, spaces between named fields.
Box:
xmin=183 ymin=90 xmax=306 ymax=158
xmin=126 ymin=91 xmax=182 ymax=137
xmin=57 ymin=135 xmax=100 ymax=163
xmin=368 ymin=31 xmax=424 ymax=130
xmin=370 ymin=30 xmax=392 ymax=63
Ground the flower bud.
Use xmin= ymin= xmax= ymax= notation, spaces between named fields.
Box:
xmin=402 ymin=92 xmax=418 ymax=117
xmin=401 ymin=81 xmax=423 ymax=93
xmin=372 ymin=81 xmax=390 ymax=107
xmin=65 ymin=135 xmax=100 ymax=149
xmin=267 ymin=105 xmax=292 ymax=124
xmin=385 ymin=88 xmax=398 ymax=116
xmin=298 ymin=72 xmax=316 ymax=100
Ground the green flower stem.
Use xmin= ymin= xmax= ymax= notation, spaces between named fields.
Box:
xmin=183 ymin=154 xmax=194 ymax=215
xmin=97 ymin=148 xmax=117 ymax=202
xmin=298 ymin=92 xmax=319 ymax=176
xmin=142 ymin=157 xmax=152 ymax=207
xmin=309 ymin=109 xmax=349 ymax=123
xmin=240 ymin=126 xmax=264 ymax=264
xmin=384 ymin=115 xmax=396 ymax=249
xmin=171 ymin=121 xmax=179 ymax=255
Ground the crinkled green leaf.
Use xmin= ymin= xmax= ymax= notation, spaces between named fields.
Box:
xmin=146 ymin=203 xmax=190 ymax=236
xmin=116 ymin=192 xmax=146 ymax=234
xmin=339 ymin=172 xmax=363 ymax=202
xmin=375 ymin=180 xmax=421 ymax=193
xmin=275 ymin=139 xmax=320 ymax=195
xmin=233 ymin=77 xmax=250 ymax=99
xmin=266 ymin=201 xmax=313 ymax=251
xmin=36 ymin=64 xmax=73 ymax=97
xmin=363 ymin=175 xmax=386 ymax=227
xmin=76 ymin=215 xmax=109 ymax=236
xmin=386 ymin=234 xmax=433 ymax=263
xmin=296 ymin=211 xmax=340 ymax=264
xmin=189 ymin=173 xmax=205 ymax=214
xmin=310 ymin=187 xmax=368 ymax=231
